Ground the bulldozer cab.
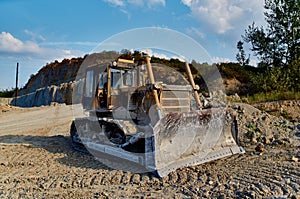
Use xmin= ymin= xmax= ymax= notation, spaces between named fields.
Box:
xmin=83 ymin=58 xmax=143 ymax=111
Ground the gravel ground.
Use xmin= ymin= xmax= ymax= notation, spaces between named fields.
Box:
xmin=0 ymin=103 xmax=299 ymax=198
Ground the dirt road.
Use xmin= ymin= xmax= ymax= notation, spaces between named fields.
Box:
xmin=0 ymin=104 xmax=299 ymax=198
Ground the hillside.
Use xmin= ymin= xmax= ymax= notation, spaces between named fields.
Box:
xmin=19 ymin=58 xmax=83 ymax=96
xmin=19 ymin=51 xmax=121 ymax=96
xmin=217 ymin=62 xmax=258 ymax=96
xmin=14 ymin=52 xmax=259 ymax=107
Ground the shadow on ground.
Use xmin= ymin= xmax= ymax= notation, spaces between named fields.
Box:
xmin=0 ymin=134 xmax=114 ymax=171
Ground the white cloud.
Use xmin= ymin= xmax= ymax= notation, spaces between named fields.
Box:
xmin=249 ymin=59 xmax=258 ymax=67
xmin=211 ymin=56 xmax=232 ymax=64
xmin=24 ymin=29 xmax=45 ymax=42
xmin=140 ymin=48 xmax=185 ymax=62
xmin=172 ymin=55 xmax=186 ymax=62
xmin=103 ymin=0 xmax=124 ymax=6
xmin=147 ymin=0 xmax=165 ymax=7
xmin=212 ymin=56 xmax=258 ymax=66
xmin=186 ymin=27 xmax=206 ymax=39
xmin=181 ymin=0 xmax=191 ymax=7
xmin=141 ymin=48 xmax=169 ymax=59
xmin=103 ymin=0 xmax=165 ymax=7
xmin=0 ymin=32 xmax=40 ymax=54
xmin=0 ymin=32 xmax=83 ymax=60
xmin=40 ymin=41 xmax=98 ymax=46
xmin=127 ymin=0 xmax=144 ymax=6
xmin=181 ymin=0 xmax=265 ymax=35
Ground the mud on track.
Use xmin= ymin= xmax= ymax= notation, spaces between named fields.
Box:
xmin=0 ymin=105 xmax=299 ymax=198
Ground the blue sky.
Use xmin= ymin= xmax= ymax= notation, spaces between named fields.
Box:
xmin=0 ymin=0 xmax=265 ymax=90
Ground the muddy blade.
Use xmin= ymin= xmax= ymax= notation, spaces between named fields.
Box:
xmin=147 ymin=108 xmax=245 ymax=177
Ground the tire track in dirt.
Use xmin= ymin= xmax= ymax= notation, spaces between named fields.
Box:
xmin=1 ymin=144 xmax=300 ymax=198
xmin=216 ymin=150 xmax=300 ymax=197
xmin=1 ymin=105 xmax=300 ymax=198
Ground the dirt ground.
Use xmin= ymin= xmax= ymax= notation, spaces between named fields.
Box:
xmin=0 ymin=103 xmax=299 ymax=198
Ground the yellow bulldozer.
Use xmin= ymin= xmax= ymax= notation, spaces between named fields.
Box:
xmin=70 ymin=56 xmax=244 ymax=177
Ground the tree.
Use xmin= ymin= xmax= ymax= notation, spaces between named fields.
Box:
xmin=243 ymin=0 xmax=300 ymax=67
xmin=242 ymin=0 xmax=300 ymax=93
xmin=236 ymin=40 xmax=250 ymax=66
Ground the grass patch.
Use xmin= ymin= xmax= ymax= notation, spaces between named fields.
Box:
xmin=246 ymin=91 xmax=300 ymax=104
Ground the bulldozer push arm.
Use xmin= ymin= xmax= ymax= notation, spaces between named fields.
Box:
xmin=145 ymin=56 xmax=163 ymax=124
xmin=185 ymin=61 xmax=202 ymax=109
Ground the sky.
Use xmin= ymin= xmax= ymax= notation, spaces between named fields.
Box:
xmin=0 ymin=0 xmax=266 ymax=90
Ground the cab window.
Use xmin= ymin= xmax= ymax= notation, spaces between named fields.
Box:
xmin=85 ymin=70 xmax=94 ymax=97
xmin=98 ymin=72 xmax=107 ymax=88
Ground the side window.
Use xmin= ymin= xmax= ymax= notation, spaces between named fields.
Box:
xmin=139 ymin=73 xmax=145 ymax=86
xmin=111 ymin=69 xmax=125 ymax=89
xmin=111 ymin=72 xmax=121 ymax=89
xmin=99 ymin=72 xmax=107 ymax=88
xmin=124 ymin=71 xmax=132 ymax=86
xmin=85 ymin=70 xmax=94 ymax=97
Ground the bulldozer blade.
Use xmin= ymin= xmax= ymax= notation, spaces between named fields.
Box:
xmin=146 ymin=107 xmax=244 ymax=177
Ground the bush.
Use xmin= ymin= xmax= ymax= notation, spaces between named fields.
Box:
xmin=0 ymin=89 xmax=15 ymax=98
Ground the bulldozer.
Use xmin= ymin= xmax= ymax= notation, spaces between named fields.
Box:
xmin=70 ymin=56 xmax=244 ymax=177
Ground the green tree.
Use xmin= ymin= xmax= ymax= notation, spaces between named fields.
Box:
xmin=242 ymin=0 xmax=300 ymax=93
xmin=243 ymin=0 xmax=300 ymax=67
xmin=236 ymin=40 xmax=250 ymax=66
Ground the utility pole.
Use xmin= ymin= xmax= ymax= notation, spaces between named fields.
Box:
xmin=15 ymin=62 xmax=19 ymax=106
